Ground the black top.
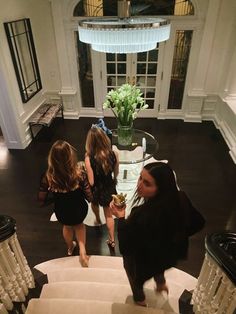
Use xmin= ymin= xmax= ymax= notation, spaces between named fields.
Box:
xmin=90 ymin=151 xmax=117 ymax=207
xmin=40 ymin=172 xmax=92 ymax=226
xmin=117 ymin=191 xmax=189 ymax=282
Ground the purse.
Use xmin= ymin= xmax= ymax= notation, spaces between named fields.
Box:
xmin=178 ymin=190 xmax=205 ymax=236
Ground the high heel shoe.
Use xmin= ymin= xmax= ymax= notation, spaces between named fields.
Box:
xmin=106 ymin=239 xmax=115 ymax=248
xmin=79 ymin=255 xmax=89 ymax=267
xmin=67 ymin=241 xmax=76 ymax=256
xmin=155 ymin=283 xmax=169 ymax=295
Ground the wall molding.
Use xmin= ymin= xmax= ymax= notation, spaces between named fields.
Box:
xmin=199 ymin=94 xmax=236 ymax=163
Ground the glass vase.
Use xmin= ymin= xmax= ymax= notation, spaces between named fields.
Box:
xmin=117 ymin=122 xmax=133 ymax=146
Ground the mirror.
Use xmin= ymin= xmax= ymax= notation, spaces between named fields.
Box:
xmin=4 ymin=18 xmax=42 ymax=103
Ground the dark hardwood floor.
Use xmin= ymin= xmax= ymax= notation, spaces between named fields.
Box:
xmin=1 ymin=117 xmax=235 ymax=278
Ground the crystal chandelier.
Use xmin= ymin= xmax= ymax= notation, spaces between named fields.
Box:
xmin=78 ymin=0 xmax=171 ymax=54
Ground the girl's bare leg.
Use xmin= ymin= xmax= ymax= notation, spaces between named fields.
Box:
xmin=63 ymin=225 xmax=73 ymax=248
xmin=63 ymin=225 xmax=76 ymax=255
xmin=74 ymin=223 xmax=89 ymax=267
xmin=103 ymin=206 xmax=115 ymax=246
xmin=91 ymin=203 xmax=102 ymax=225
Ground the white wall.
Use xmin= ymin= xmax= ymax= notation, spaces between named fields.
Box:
xmin=0 ymin=0 xmax=60 ymax=148
xmin=184 ymin=0 xmax=236 ymax=163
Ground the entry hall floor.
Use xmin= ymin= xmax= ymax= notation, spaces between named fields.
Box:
xmin=0 ymin=118 xmax=235 ymax=278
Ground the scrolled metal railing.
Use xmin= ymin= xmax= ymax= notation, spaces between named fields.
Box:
xmin=192 ymin=232 xmax=236 ymax=314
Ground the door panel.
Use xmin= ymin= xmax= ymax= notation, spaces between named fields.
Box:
xmin=106 ymin=53 xmax=128 ymax=91
xmin=75 ymin=31 xmax=95 ymax=108
xmin=167 ymin=30 xmax=193 ymax=109
xmin=102 ymin=45 xmax=164 ymax=117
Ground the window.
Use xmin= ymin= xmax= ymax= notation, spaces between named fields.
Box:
xmin=73 ymin=0 xmax=194 ymax=17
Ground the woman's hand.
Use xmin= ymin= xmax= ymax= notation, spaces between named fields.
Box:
xmin=110 ymin=200 xmax=126 ymax=218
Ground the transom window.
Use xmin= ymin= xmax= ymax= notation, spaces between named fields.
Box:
xmin=73 ymin=0 xmax=194 ymax=17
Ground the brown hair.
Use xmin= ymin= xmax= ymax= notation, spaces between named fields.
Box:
xmin=46 ymin=140 xmax=80 ymax=192
xmin=85 ymin=126 xmax=114 ymax=175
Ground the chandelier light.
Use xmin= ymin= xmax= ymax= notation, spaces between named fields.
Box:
xmin=78 ymin=0 xmax=171 ymax=54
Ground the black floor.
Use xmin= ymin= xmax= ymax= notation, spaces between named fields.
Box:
xmin=1 ymin=117 xmax=236 ymax=278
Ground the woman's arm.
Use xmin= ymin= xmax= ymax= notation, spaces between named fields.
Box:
xmin=80 ymin=171 xmax=93 ymax=202
xmin=84 ymin=155 xmax=94 ymax=186
xmin=113 ymin=151 xmax=119 ymax=179
xmin=110 ymin=201 xmax=136 ymax=255
xmin=38 ymin=174 xmax=49 ymax=205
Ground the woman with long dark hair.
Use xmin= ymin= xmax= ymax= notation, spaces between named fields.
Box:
xmin=111 ymin=162 xmax=188 ymax=306
xmin=38 ymin=140 xmax=92 ymax=267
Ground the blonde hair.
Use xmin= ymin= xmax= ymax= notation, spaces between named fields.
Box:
xmin=85 ymin=126 xmax=114 ymax=175
xmin=46 ymin=140 xmax=80 ymax=192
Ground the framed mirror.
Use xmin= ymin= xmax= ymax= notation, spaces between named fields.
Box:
xmin=4 ymin=18 xmax=42 ymax=103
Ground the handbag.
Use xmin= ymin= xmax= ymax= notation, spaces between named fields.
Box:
xmin=178 ymin=190 xmax=205 ymax=236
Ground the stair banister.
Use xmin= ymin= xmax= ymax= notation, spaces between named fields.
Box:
xmin=192 ymin=232 xmax=236 ymax=313
xmin=0 ymin=215 xmax=35 ymax=312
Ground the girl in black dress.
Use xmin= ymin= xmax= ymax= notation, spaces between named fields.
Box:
xmin=85 ymin=126 xmax=119 ymax=248
xmin=38 ymin=140 xmax=92 ymax=267
xmin=111 ymin=162 xmax=188 ymax=306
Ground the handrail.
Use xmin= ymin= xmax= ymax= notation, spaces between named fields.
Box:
xmin=205 ymin=232 xmax=236 ymax=285
xmin=0 ymin=214 xmax=16 ymax=242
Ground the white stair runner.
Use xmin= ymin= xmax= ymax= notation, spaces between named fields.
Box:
xmin=26 ymin=255 xmax=197 ymax=314
xmin=26 ymin=299 xmax=172 ymax=314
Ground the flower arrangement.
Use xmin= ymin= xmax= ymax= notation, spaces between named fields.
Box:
xmin=103 ymin=84 xmax=148 ymax=126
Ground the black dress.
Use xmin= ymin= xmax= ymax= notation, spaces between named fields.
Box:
xmin=40 ymin=172 xmax=91 ymax=226
xmin=90 ymin=151 xmax=117 ymax=207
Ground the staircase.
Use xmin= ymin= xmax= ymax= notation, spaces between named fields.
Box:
xmin=25 ymin=255 xmax=197 ymax=314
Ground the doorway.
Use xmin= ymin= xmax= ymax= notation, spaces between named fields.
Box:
xmin=71 ymin=0 xmax=197 ymax=117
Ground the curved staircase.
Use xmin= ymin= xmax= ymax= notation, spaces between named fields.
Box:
xmin=25 ymin=256 xmax=197 ymax=314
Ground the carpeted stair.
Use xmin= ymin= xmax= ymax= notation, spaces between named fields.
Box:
xmin=25 ymin=256 xmax=197 ymax=314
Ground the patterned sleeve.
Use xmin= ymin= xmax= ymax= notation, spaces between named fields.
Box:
xmin=39 ymin=173 xmax=49 ymax=192
xmin=79 ymin=170 xmax=93 ymax=202
xmin=38 ymin=173 xmax=50 ymax=204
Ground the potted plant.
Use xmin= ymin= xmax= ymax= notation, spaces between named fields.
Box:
xmin=103 ymin=84 xmax=148 ymax=145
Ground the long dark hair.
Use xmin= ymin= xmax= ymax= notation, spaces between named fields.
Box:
xmin=85 ymin=126 xmax=114 ymax=175
xmin=144 ymin=162 xmax=178 ymax=197
xmin=46 ymin=140 xmax=81 ymax=192
xmin=132 ymin=162 xmax=179 ymax=207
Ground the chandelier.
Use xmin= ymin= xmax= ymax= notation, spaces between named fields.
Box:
xmin=78 ymin=0 xmax=171 ymax=54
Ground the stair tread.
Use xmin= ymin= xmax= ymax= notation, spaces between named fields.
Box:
xmin=26 ymin=298 xmax=175 ymax=314
xmin=34 ymin=255 xmax=123 ymax=274
xmin=40 ymin=281 xmax=179 ymax=312
xmin=47 ymin=267 xmax=129 ymax=285
xmin=46 ymin=266 xmax=196 ymax=291
xmin=40 ymin=281 xmax=132 ymax=301
xmin=47 ymin=268 xmax=188 ymax=293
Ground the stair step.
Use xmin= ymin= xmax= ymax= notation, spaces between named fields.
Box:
xmin=34 ymin=255 xmax=123 ymax=274
xmin=46 ymin=267 xmax=192 ymax=293
xmin=47 ymin=267 xmax=129 ymax=285
xmin=45 ymin=265 xmax=196 ymax=292
xmin=40 ymin=281 xmax=179 ymax=312
xmin=35 ymin=256 xmax=197 ymax=290
xmin=26 ymin=298 xmax=173 ymax=314
xmin=40 ymin=281 xmax=132 ymax=303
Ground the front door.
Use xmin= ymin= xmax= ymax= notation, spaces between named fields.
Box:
xmin=100 ymin=44 xmax=164 ymax=117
